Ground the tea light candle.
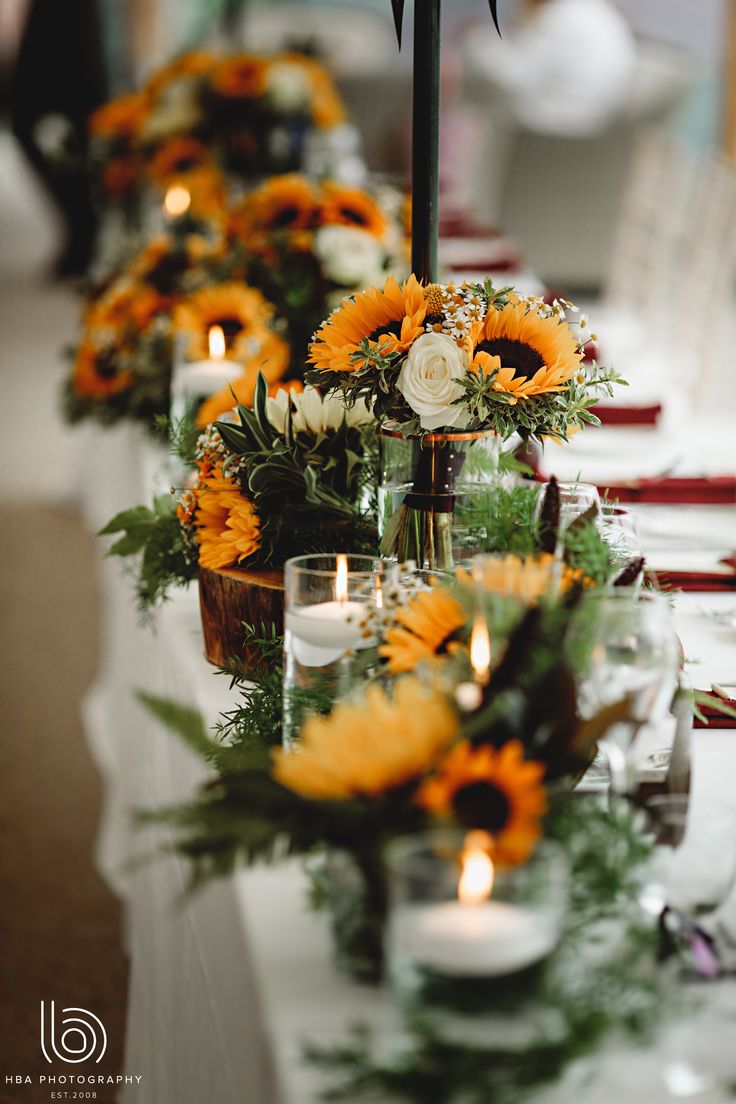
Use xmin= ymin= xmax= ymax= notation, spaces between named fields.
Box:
xmin=163 ymin=182 xmax=191 ymax=221
xmin=284 ymin=553 xmax=373 ymax=667
xmin=395 ymin=900 xmax=557 ymax=978
xmin=182 ymin=324 xmax=243 ymax=394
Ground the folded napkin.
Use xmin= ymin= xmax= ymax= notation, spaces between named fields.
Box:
xmin=693 ymin=690 xmax=736 ymax=729
xmin=592 ymin=402 xmax=662 ymax=427
xmin=598 ymin=477 xmax=736 ymax=505
xmin=652 ymin=559 xmax=736 ymax=592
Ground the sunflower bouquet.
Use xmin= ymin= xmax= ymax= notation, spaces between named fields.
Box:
xmin=306 ymin=276 xmax=623 ymax=569
xmin=64 ymin=224 xmax=290 ymax=429
xmin=89 ymin=49 xmax=347 ymax=212
xmin=102 ymin=374 xmax=377 ymax=606
xmin=226 ymin=174 xmax=409 ymax=360
xmin=144 ymin=587 xmax=633 ymax=980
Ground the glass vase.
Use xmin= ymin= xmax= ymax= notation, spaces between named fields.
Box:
xmin=378 ymin=426 xmax=503 ymax=570
xmin=318 ymin=849 xmax=387 ymax=984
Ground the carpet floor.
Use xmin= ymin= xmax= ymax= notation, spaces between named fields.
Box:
xmin=0 ymin=505 xmax=129 ymax=1103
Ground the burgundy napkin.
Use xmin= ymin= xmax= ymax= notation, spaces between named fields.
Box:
xmin=592 ymin=402 xmax=662 ymax=427
xmin=694 ymin=691 xmax=736 ymax=729
xmin=598 ymin=477 xmax=736 ymax=505
xmin=651 ymin=559 xmax=736 ymax=592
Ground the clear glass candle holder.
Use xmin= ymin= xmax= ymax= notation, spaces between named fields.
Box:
xmin=385 ymin=831 xmax=569 ymax=1043
xmin=282 ymin=554 xmax=400 ymax=747
xmin=169 ymin=328 xmax=244 ymax=429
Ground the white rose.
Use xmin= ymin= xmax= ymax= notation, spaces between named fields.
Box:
xmin=265 ymin=63 xmax=312 ymax=113
xmin=314 ymin=225 xmax=385 ymax=288
xmin=396 ymin=332 xmax=469 ymax=431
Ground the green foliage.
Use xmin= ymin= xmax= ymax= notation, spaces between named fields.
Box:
xmin=563 ymin=505 xmax=614 ymax=586
xmin=214 ymin=373 xmax=377 ymax=565
xmin=99 ymin=494 xmax=198 ymax=612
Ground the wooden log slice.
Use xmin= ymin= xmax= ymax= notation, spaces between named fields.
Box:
xmin=198 ymin=565 xmax=284 ymax=668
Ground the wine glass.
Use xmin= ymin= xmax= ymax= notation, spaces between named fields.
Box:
xmin=600 ymin=504 xmax=642 ymax=568
xmin=570 ymin=591 xmax=679 ymax=795
xmin=535 ymin=480 xmax=601 ymax=533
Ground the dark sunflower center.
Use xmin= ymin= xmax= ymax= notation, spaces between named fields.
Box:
xmin=173 ymin=155 xmax=198 ymax=173
xmin=339 ymin=206 xmax=368 ymax=226
xmin=476 ymin=338 xmax=543 ymax=379
xmin=214 ymin=316 xmax=245 ymax=342
xmin=96 ymin=350 xmax=118 ymax=379
xmin=452 ymin=780 xmax=510 ymax=834
xmin=367 ymin=320 xmax=402 ymax=344
xmin=148 ymin=252 xmax=188 ymax=294
xmin=271 ymin=206 xmax=301 ymax=228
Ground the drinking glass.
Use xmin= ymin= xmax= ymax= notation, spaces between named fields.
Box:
xmin=534 ymin=480 xmax=601 ymax=535
xmin=600 ymin=503 xmax=642 ymax=569
xmin=569 ymin=591 xmax=679 ymax=794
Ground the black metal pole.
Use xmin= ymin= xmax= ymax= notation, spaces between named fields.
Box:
xmin=411 ymin=0 xmax=441 ymax=284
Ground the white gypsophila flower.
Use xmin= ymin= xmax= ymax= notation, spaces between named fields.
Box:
xmin=396 ymin=331 xmax=470 ymax=432
xmin=264 ymin=63 xmax=312 ymax=114
xmin=314 ymin=225 xmax=385 ymax=288
xmin=266 ymin=385 xmax=372 ymax=437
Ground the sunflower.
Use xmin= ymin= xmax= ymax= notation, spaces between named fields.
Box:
xmin=240 ymin=174 xmax=319 ymax=237
xmin=273 ymin=678 xmax=458 ymax=801
xmin=470 ymin=296 xmax=583 ymax=400
xmin=284 ymin=54 xmax=346 ymax=128
xmin=88 ymin=281 xmax=167 ymax=338
xmin=210 ymin=55 xmax=267 ymax=99
xmin=471 ymin=554 xmax=587 ymax=603
xmin=174 ymin=284 xmax=277 ymax=362
xmin=101 ymin=156 xmax=142 ymax=198
xmin=71 ymin=340 xmax=134 ymax=400
xmin=173 ymin=166 xmax=228 ymax=220
xmin=89 ymin=91 xmax=150 ymax=139
xmin=417 ymin=740 xmax=547 ymax=865
xmin=319 ymin=182 xmax=389 ymax=239
xmin=380 ymin=587 xmax=466 ymax=674
xmin=308 ymin=274 xmax=426 ymax=373
xmin=149 ymin=137 xmax=212 ymax=184
xmin=195 ymin=336 xmax=290 ymax=426
xmin=193 ymin=467 xmax=260 ymax=570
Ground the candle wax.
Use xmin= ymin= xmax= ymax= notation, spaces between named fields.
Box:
xmin=394 ymin=901 xmax=556 ymax=977
xmin=178 ymin=358 xmax=243 ymax=398
xmin=285 ymin=601 xmax=368 ymax=668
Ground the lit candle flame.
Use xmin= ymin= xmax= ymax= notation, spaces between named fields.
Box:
xmin=459 ymin=832 xmax=494 ymax=905
xmin=208 ymin=325 xmax=226 ymax=361
xmin=469 ymin=616 xmax=491 ymax=684
xmin=335 ymin=554 xmax=348 ymax=604
xmin=163 ymin=183 xmax=191 ymax=219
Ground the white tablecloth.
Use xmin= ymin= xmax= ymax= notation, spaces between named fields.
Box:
xmin=80 ymin=428 xmax=736 ymax=1104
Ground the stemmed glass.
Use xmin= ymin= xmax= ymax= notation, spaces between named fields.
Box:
xmin=569 ymin=590 xmax=679 ymax=795
xmin=600 ymin=503 xmax=642 ymax=569
xmin=534 ymin=480 xmax=601 ymax=536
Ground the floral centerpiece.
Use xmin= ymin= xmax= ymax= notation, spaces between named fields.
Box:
xmin=101 ymin=375 xmax=376 ymax=608
xmin=64 ymin=231 xmax=289 ymax=428
xmin=88 ymin=50 xmax=347 ymax=214
xmin=306 ymin=277 xmax=623 ymax=568
xmin=226 ymin=174 xmax=408 ymax=361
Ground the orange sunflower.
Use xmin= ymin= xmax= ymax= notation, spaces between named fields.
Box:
xmin=149 ymin=137 xmax=213 ymax=184
xmin=193 ymin=466 xmax=261 ymax=570
xmin=470 ymin=554 xmax=589 ymax=603
xmin=273 ymin=678 xmax=458 ymax=801
xmin=380 ymin=587 xmax=466 ymax=675
xmin=283 ymin=54 xmax=346 ymax=128
xmin=88 ymin=281 xmax=167 ymax=338
xmin=308 ymin=274 xmax=426 ymax=373
xmin=470 ymin=296 xmax=583 ymax=401
xmin=173 ymin=284 xmax=278 ymax=362
xmin=171 ymin=166 xmax=228 ymax=220
xmin=89 ymin=91 xmax=150 ymax=139
xmin=237 ymin=174 xmax=318 ymax=235
xmin=145 ymin=50 xmax=215 ymax=97
xmin=71 ymin=340 xmax=134 ymax=400
xmin=210 ymin=54 xmax=267 ymax=99
xmin=417 ymin=740 xmax=547 ymax=865
xmin=319 ymin=182 xmax=389 ymax=239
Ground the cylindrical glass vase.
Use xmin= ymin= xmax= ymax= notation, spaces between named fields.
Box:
xmin=378 ymin=426 xmax=503 ymax=571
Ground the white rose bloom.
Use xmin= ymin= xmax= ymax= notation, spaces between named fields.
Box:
xmin=265 ymin=64 xmax=312 ymax=113
xmin=267 ymin=385 xmax=373 ymax=436
xmin=396 ymin=332 xmax=470 ymax=432
xmin=314 ymin=225 xmax=385 ymax=288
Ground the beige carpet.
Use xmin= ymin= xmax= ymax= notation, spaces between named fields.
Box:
xmin=0 ymin=505 xmax=128 ymax=1102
